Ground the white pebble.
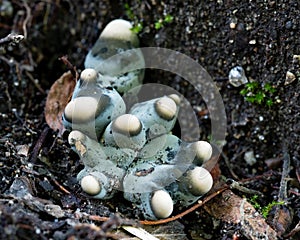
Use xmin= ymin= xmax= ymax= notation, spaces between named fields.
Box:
xmin=228 ymin=66 xmax=248 ymax=87
xmin=244 ymin=151 xmax=256 ymax=166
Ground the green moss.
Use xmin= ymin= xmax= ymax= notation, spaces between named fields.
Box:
xmin=164 ymin=14 xmax=174 ymax=23
xmin=124 ymin=3 xmax=173 ymax=33
xmin=154 ymin=20 xmax=164 ymax=30
xmin=154 ymin=14 xmax=174 ymax=30
xmin=240 ymin=81 xmax=277 ymax=106
xmin=261 ymin=200 xmax=285 ymax=218
xmin=131 ymin=22 xmax=143 ymax=34
xmin=124 ymin=3 xmax=143 ymax=34
xmin=249 ymin=195 xmax=285 ymax=218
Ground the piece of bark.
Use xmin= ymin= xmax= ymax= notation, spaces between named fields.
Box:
xmin=268 ymin=151 xmax=293 ymax=236
xmin=204 ymin=189 xmax=278 ymax=240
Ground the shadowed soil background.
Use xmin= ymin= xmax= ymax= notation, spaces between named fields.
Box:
xmin=0 ymin=0 xmax=299 ymax=239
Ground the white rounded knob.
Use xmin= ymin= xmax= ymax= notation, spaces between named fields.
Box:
xmin=168 ymin=94 xmax=181 ymax=105
xmin=81 ymin=175 xmax=101 ymax=196
xmin=150 ymin=190 xmax=173 ymax=219
xmin=155 ymin=97 xmax=177 ymax=120
xmin=68 ymin=130 xmax=86 ymax=145
xmin=100 ymin=19 xmax=139 ymax=47
xmin=80 ymin=69 xmax=98 ymax=82
xmin=112 ymin=114 xmax=142 ymax=136
xmin=191 ymin=141 xmax=212 ymax=163
xmin=186 ymin=167 xmax=213 ymax=196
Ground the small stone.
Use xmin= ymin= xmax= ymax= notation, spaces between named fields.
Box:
xmin=0 ymin=0 xmax=14 ymax=17
xmin=293 ymin=55 xmax=300 ymax=62
xmin=228 ymin=66 xmax=248 ymax=87
xmin=285 ymin=21 xmax=292 ymax=29
xmin=258 ymin=135 xmax=265 ymax=141
xmin=285 ymin=71 xmax=296 ymax=85
xmin=244 ymin=151 xmax=256 ymax=166
xmin=44 ymin=204 xmax=65 ymax=218
xmin=229 ymin=22 xmax=236 ymax=29
xmin=16 ymin=145 xmax=29 ymax=156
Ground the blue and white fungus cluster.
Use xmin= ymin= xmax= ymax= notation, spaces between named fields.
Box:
xmin=63 ymin=19 xmax=213 ymax=220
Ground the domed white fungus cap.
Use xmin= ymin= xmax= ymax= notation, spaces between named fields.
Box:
xmin=155 ymin=96 xmax=177 ymax=120
xmin=168 ymin=94 xmax=181 ymax=105
xmin=191 ymin=141 xmax=213 ymax=164
xmin=81 ymin=175 xmax=101 ymax=195
xmin=186 ymin=167 xmax=213 ymax=196
xmin=150 ymin=190 xmax=174 ymax=219
xmin=100 ymin=19 xmax=139 ymax=47
xmin=64 ymin=96 xmax=102 ymax=123
xmin=68 ymin=130 xmax=86 ymax=145
xmin=112 ymin=114 xmax=142 ymax=136
xmin=80 ymin=68 xmax=98 ymax=82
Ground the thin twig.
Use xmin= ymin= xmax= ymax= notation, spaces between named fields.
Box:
xmin=2 ymin=81 xmax=12 ymax=110
xmin=59 ymin=55 xmax=79 ymax=81
xmin=284 ymin=220 xmax=300 ymax=239
xmin=88 ymin=215 xmax=110 ymax=222
xmin=140 ymin=186 xmax=228 ymax=225
xmin=83 ymin=186 xmax=229 ymax=226
xmin=25 ymin=71 xmax=46 ymax=95
xmin=221 ymin=151 xmax=239 ymax=180
xmin=51 ymin=178 xmax=71 ymax=195
xmin=227 ymin=178 xmax=263 ymax=196
xmin=278 ymin=149 xmax=290 ymax=201
xmin=22 ymin=0 xmax=31 ymax=39
xmin=29 ymin=126 xmax=50 ymax=163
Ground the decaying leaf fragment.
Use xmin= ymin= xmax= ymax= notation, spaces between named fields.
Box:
xmin=204 ymin=189 xmax=278 ymax=240
xmin=44 ymin=71 xmax=75 ymax=134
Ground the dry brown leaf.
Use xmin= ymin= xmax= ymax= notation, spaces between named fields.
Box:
xmin=44 ymin=71 xmax=75 ymax=135
xmin=204 ymin=189 xmax=278 ymax=240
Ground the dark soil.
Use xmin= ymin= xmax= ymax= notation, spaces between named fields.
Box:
xmin=0 ymin=0 xmax=299 ymax=239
